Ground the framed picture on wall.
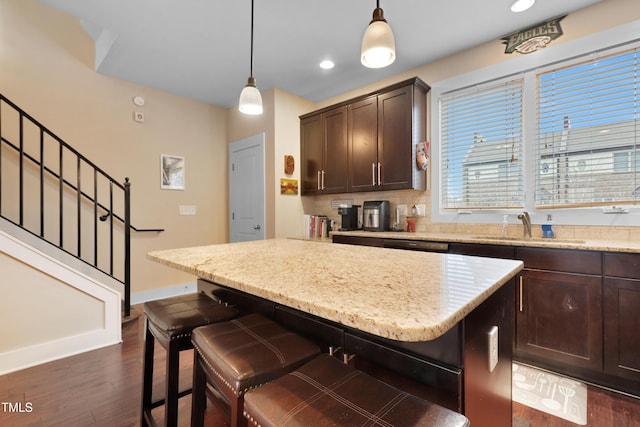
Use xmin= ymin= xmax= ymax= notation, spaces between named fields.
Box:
xmin=160 ymin=154 xmax=185 ymax=190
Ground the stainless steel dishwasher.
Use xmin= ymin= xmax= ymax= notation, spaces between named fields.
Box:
xmin=382 ymin=239 xmax=449 ymax=253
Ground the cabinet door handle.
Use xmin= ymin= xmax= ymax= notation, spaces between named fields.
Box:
xmin=321 ymin=170 xmax=325 ymax=190
xmin=519 ymin=275 xmax=524 ymax=312
xmin=377 ymin=162 xmax=381 ymax=185
xmin=317 ymin=170 xmax=321 ymax=190
xmin=371 ymin=163 xmax=376 ymax=185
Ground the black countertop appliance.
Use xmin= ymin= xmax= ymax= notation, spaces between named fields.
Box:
xmin=363 ymin=201 xmax=390 ymax=231
xmin=338 ymin=205 xmax=360 ymax=231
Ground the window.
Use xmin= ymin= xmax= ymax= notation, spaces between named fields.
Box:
xmin=433 ymin=33 xmax=640 ymax=226
xmin=440 ymin=78 xmax=524 ymax=210
xmin=536 ymin=47 xmax=640 ymax=207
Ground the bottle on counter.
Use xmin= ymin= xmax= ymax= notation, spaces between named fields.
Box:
xmin=501 ymin=215 xmax=509 ymax=237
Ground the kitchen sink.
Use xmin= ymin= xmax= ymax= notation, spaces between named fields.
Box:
xmin=474 ymin=236 xmax=586 ymax=244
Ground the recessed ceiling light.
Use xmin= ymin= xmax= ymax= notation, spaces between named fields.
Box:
xmin=510 ymin=0 xmax=535 ymax=13
xmin=319 ymin=60 xmax=335 ymax=70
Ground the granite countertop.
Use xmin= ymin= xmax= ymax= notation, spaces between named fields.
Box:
xmin=331 ymin=230 xmax=640 ymax=253
xmin=148 ymin=238 xmax=523 ymax=342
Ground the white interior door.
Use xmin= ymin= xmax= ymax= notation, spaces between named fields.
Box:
xmin=229 ymin=133 xmax=265 ymax=242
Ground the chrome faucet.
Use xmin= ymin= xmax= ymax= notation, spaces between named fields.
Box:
xmin=517 ymin=211 xmax=531 ymax=239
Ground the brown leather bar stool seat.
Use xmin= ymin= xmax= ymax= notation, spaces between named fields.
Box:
xmin=243 ymin=354 xmax=471 ymax=427
xmin=190 ymin=313 xmax=321 ymax=427
xmin=141 ymin=293 xmax=239 ymax=427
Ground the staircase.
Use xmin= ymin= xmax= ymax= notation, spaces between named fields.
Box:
xmin=0 ymin=94 xmax=145 ymax=374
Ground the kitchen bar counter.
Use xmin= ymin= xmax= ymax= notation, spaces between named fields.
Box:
xmin=148 ymin=238 xmax=523 ymax=426
xmin=332 ymin=230 xmax=640 ymax=253
xmin=147 ymin=238 xmax=522 ymax=342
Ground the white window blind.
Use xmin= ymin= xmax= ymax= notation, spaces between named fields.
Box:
xmin=440 ymin=78 xmax=524 ymax=210
xmin=536 ymin=47 xmax=640 ymax=207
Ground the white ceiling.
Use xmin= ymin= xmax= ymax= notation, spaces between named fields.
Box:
xmin=36 ymin=0 xmax=602 ymax=109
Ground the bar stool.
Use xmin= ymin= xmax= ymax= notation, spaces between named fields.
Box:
xmin=243 ymin=354 xmax=471 ymax=427
xmin=141 ymin=293 xmax=239 ymax=427
xmin=190 ymin=313 xmax=321 ymax=427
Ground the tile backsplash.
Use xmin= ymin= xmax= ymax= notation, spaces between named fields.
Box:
xmin=308 ymin=189 xmax=640 ymax=242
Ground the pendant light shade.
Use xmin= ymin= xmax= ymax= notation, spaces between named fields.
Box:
xmin=239 ymin=0 xmax=263 ymax=115
xmin=239 ymin=76 xmax=263 ymax=115
xmin=361 ymin=1 xmax=396 ymax=69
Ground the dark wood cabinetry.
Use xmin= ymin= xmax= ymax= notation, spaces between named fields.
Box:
xmin=348 ymin=96 xmax=378 ymax=192
xmin=335 ymin=236 xmax=640 ymax=397
xmin=516 ymin=268 xmax=603 ymax=370
xmin=514 ymin=248 xmax=603 ymax=371
xmin=300 ymin=114 xmax=322 ymax=194
xmin=376 ymin=85 xmax=424 ymax=191
xmin=301 ymin=78 xmax=429 ymax=195
xmin=300 ymin=107 xmax=348 ymax=194
xmin=603 ymin=253 xmax=640 ymax=382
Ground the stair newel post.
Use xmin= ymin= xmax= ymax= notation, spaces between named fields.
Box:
xmin=124 ymin=177 xmax=131 ymax=318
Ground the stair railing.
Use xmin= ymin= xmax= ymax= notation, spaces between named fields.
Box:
xmin=0 ymin=94 xmax=162 ymax=318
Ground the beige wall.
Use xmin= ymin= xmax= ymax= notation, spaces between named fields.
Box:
xmin=0 ymin=0 xmax=229 ymax=293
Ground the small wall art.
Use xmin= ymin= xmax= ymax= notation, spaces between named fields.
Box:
xmin=161 ymin=154 xmax=185 ymax=190
xmin=280 ymin=178 xmax=298 ymax=195
xmin=284 ymin=155 xmax=295 ymax=174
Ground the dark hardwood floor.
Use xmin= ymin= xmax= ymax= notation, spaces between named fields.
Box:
xmin=1 ymin=304 xmax=639 ymax=426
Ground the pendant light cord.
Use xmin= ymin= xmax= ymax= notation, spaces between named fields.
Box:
xmin=249 ymin=0 xmax=255 ymax=78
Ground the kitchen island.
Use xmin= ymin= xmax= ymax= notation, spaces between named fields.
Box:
xmin=148 ymin=238 xmax=523 ymax=427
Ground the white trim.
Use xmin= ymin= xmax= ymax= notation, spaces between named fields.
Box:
xmin=131 ymin=281 xmax=197 ymax=305
xmin=431 ymin=19 xmax=640 ymax=227
xmin=0 ymin=230 xmax=121 ymax=375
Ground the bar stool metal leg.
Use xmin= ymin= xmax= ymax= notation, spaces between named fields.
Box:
xmin=141 ymin=319 xmax=155 ymax=427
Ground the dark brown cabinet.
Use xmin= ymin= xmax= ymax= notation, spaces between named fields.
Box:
xmin=348 ymin=96 xmax=378 ymax=192
xmin=514 ymin=248 xmax=603 ymax=371
xmin=516 ymin=269 xmax=603 ymax=370
xmin=301 ymin=77 xmax=429 ymax=195
xmin=300 ymin=106 xmax=348 ymax=195
xmin=376 ymin=85 xmax=424 ymax=191
xmin=603 ymin=253 xmax=640 ymax=382
xmin=300 ymin=113 xmax=322 ymax=194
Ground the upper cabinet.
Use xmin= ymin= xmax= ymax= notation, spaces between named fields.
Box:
xmin=300 ymin=107 xmax=348 ymax=195
xmin=301 ymin=77 xmax=430 ymax=195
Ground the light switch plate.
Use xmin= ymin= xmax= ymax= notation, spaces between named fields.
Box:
xmin=179 ymin=205 xmax=196 ymax=215
xmin=488 ymin=326 xmax=499 ymax=372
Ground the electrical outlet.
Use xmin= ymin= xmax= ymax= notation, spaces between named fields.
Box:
xmin=397 ymin=204 xmax=408 ymax=216
xmin=414 ymin=204 xmax=426 ymax=216
xmin=488 ymin=326 xmax=499 ymax=372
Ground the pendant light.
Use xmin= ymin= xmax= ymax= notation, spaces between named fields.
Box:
xmin=239 ymin=0 xmax=263 ymax=115
xmin=360 ymin=0 xmax=396 ymax=68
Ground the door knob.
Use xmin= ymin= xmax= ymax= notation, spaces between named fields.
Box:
xmin=254 ymin=225 xmax=261 ymax=230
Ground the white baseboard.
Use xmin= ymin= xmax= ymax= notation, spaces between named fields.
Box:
xmin=131 ymin=281 xmax=197 ymax=305
xmin=0 ymin=329 xmax=121 ymax=376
